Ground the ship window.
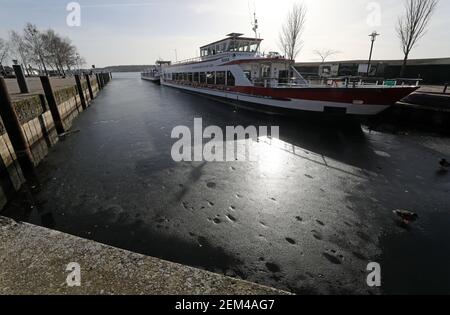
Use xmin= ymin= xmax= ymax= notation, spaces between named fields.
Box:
xmin=244 ymin=70 xmax=252 ymax=81
xmin=216 ymin=71 xmax=225 ymax=85
xmin=188 ymin=73 xmax=193 ymax=82
xmin=194 ymin=72 xmax=199 ymax=83
xmin=227 ymin=71 xmax=235 ymax=86
xmin=229 ymin=41 xmax=237 ymax=52
xmin=261 ymin=65 xmax=270 ymax=78
xmin=217 ymin=44 xmax=222 ymax=54
xmin=200 ymin=72 xmax=206 ymax=84
xmin=206 ymin=72 xmax=215 ymax=85
xmin=279 ymin=70 xmax=289 ymax=84
xmin=183 ymin=73 xmax=187 ymax=81
xmin=238 ymin=41 xmax=249 ymax=52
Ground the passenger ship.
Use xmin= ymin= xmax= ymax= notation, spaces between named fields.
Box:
xmin=159 ymin=33 xmax=419 ymax=116
xmin=141 ymin=61 xmax=171 ymax=84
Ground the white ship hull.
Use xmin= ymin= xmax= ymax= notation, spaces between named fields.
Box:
xmin=156 ymin=33 xmax=418 ymax=116
xmin=161 ymin=81 xmax=390 ymax=115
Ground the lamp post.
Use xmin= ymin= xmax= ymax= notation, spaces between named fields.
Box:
xmin=367 ymin=31 xmax=380 ymax=77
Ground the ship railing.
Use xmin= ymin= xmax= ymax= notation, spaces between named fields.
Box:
xmin=173 ymin=56 xmax=204 ymax=66
xmin=173 ymin=53 xmax=235 ymax=65
xmin=252 ymin=77 xmax=309 ymax=88
xmin=173 ymin=51 xmax=264 ymax=66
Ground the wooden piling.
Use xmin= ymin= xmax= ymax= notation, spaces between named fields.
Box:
xmin=85 ymin=74 xmax=94 ymax=100
xmin=95 ymin=73 xmax=100 ymax=90
xmin=74 ymin=74 xmax=87 ymax=110
xmin=0 ymin=77 xmax=35 ymax=181
xmin=96 ymin=73 xmax=103 ymax=90
xmin=40 ymin=76 xmax=65 ymax=135
xmin=12 ymin=65 xmax=30 ymax=94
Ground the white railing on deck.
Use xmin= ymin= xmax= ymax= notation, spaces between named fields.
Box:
xmin=173 ymin=56 xmax=204 ymax=66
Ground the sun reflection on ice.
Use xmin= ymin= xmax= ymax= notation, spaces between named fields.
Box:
xmin=255 ymin=137 xmax=290 ymax=175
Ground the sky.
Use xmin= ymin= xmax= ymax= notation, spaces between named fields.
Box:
xmin=0 ymin=0 xmax=449 ymax=67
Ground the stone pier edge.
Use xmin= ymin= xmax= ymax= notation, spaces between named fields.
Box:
xmin=0 ymin=216 xmax=290 ymax=295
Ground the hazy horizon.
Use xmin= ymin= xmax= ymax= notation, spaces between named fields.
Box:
xmin=1 ymin=0 xmax=449 ymax=68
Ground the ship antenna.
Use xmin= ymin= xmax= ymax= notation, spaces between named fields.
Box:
xmin=250 ymin=2 xmax=260 ymax=54
xmin=252 ymin=12 xmax=259 ymax=39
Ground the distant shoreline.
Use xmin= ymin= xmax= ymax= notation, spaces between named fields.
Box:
xmin=99 ymin=65 xmax=153 ymax=73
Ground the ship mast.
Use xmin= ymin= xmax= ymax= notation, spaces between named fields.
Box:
xmin=252 ymin=12 xmax=258 ymax=39
xmin=251 ymin=10 xmax=260 ymax=53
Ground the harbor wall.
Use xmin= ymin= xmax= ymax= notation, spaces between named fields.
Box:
xmin=0 ymin=75 xmax=104 ymax=210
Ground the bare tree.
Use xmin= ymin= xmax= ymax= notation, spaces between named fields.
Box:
xmin=7 ymin=23 xmax=85 ymax=77
xmin=77 ymin=55 xmax=86 ymax=71
xmin=9 ymin=31 xmax=31 ymax=74
xmin=314 ymin=49 xmax=340 ymax=63
xmin=397 ymin=0 xmax=438 ymax=77
xmin=0 ymin=38 xmax=9 ymax=66
xmin=23 ymin=23 xmax=49 ymax=75
xmin=42 ymin=29 xmax=70 ymax=75
xmin=58 ymin=37 xmax=78 ymax=75
xmin=278 ymin=3 xmax=307 ymax=61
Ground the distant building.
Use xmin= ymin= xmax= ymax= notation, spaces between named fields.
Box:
xmin=295 ymin=58 xmax=450 ymax=84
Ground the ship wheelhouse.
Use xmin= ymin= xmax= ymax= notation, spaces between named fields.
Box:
xmin=161 ymin=33 xmax=309 ymax=89
xmin=199 ymin=33 xmax=262 ymax=59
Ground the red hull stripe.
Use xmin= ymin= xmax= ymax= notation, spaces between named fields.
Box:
xmin=229 ymin=86 xmax=419 ymax=106
xmin=223 ymin=58 xmax=293 ymax=65
xmin=165 ymin=81 xmax=418 ymax=106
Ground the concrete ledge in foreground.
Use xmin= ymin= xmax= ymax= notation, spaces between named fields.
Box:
xmin=0 ymin=216 xmax=289 ymax=295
